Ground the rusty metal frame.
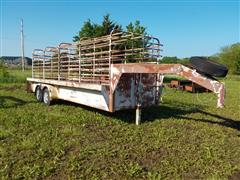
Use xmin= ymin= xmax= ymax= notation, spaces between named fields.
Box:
xmin=110 ymin=63 xmax=225 ymax=108
xmin=29 ymin=32 xmax=225 ymax=125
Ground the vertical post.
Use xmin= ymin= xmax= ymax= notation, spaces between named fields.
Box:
xmin=157 ymin=74 xmax=164 ymax=104
xmin=217 ymin=83 xmax=225 ymax=108
xmin=93 ymin=41 xmax=95 ymax=82
xmin=152 ymin=38 xmax=154 ymax=61
xmin=32 ymin=52 xmax=34 ymax=78
xmin=156 ymin=38 xmax=162 ymax=104
xmin=136 ymin=104 xmax=141 ymax=125
xmin=135 ymin=73 xmax=142 ymax=125
xmin=68 ymin=48 xmax=70 ymax=80
xmin=157 ymin=39 xmax=160 ymax=63
xmin=124 ymin=45 xmax=127 ymax=64
xmin=43 ymin=50 xmax=45 ymax=79
xmin=109 ymin=34 xmax=113 ymax=112
xmin=58 ymin=48 xmax=60 ymax=80
xmin=109 ymin=34 xmax=112 ymax=83
xmin=100 ymin=48 xmax=103 ymax=80
xmin=131 ymin=33 xmax=134 ymax=61
xmin=78 ymin=44 xmax=81 ymax=83
xmin=142 ymin=34 xmax=144 ymax=63
xmin=51 ymin=52 xmax=53 ymax=78
xmin=38 ymin=53 xmax=40 ymax=78
xmin=20 ymin=19 xmax=25 ymax=71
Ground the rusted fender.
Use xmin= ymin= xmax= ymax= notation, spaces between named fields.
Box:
xmin=111 ymin=63 xmax=225 ymax=108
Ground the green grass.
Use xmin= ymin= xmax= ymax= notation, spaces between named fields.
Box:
xmin=0 ymin=68 xmax=31 ymax=83
xmin=0 ymin=69 xmax=240 ymax=179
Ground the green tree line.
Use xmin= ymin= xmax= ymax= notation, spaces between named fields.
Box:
xmin=218 ymin=43 xmax=240 ymax=74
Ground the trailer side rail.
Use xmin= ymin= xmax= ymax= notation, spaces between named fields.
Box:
xmin=31 ymin=32 xmax=162 ymax=85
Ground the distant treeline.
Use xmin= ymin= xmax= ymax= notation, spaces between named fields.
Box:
xmin=160 ymin=56 xmax=189 ymax=65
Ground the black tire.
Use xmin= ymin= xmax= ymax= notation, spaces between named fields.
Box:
xmin=189 ymin=56 xmax=228 ymax=77
xmin=43 ymin=88 xmax=51 ymax=105
xmin=35 ymin=86 xmax=43 ymax=102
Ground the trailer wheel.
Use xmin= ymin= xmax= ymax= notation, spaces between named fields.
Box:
xmin=189 ymin=56 xmax=228 ymax=77
xmin=35 ymin=86 xmax=43 ymax=102
xmin=43 ymin=88 xmax=51 ymax=105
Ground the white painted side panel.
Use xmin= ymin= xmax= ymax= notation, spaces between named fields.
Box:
xmin=58 ymin=87 xmax=109 ymax=111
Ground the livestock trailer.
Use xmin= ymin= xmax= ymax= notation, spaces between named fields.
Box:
xmin=27 ymin=32 xmax=225 ymax=124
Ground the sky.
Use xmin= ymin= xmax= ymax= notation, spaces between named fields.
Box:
xmin=0 ymin=0 xmax=239 ymax=58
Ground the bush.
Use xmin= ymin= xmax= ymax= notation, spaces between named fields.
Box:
xmin=0 ymin=63 xmax=29 ymax=83
xmin=0 ymin=62 xmax=11 ymax=82
xmin=219 ymin=43 xmax=240 ymax=74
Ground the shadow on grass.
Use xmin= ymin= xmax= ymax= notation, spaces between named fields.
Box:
xmin=112 ymin=105 xmax=201 ymax=124
xmin=54 ymin=99 xmax=201 ymax=123
xmin=5 ymin=96 xmax=239 ymax=131
xmin=0 ymin=96 xmax=34 ymax=108
xmin=54 ymin=99 xmax=240 ymax=131
xmin=85 ymin=103 xmax=240 ymax=131
xmin=179 ymin=110 xmax=240 ymax=131
xmin=117 ymin=107 xmax=240 ymax=131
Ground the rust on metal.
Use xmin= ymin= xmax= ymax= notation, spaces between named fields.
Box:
xmin=28 ymin=31 xmax=225 ymax=115
xmin=110 ymin=63 xmax=225 ymax=108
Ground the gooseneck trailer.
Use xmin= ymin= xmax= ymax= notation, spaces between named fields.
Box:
xmin=27 ymin=32 xmax=225 ymax=124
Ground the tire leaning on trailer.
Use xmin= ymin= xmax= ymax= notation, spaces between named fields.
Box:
xmin=43 ymin=88 xmax=51 ymax=105
xmin=189 ymin=56 xmax=228 ymax=77
xmin=35 ymin=86 xmax=43 ymax=102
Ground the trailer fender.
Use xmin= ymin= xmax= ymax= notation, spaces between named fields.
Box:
xmin=42 ymin=85 xmax=59 ymax=100
xmin=26 ymin=81 xmax=34 ymax=93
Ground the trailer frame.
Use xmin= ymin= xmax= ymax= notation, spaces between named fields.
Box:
xmin=27 ymin=32 xmax=225 ymax=124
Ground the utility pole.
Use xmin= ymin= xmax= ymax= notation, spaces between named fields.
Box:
xmin=20 ymin=18 xmax=25 ymax=71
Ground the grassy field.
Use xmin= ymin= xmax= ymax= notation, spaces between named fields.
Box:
xmin=0 ymin=69 xmax=240 ymax=179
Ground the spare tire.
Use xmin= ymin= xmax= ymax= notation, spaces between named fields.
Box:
xmin=189 ymin=56 xmax=228 ymax=77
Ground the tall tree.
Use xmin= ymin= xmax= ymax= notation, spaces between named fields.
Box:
xmin=101 ymin=14 xmax=116 ymax=35
xmin=126 ymin=20 xmax=146 ymax=35
xmin=73 ymin=19 xmax=94 ymax=41
xmin=73 ymin=14 xmax=121 ymax=41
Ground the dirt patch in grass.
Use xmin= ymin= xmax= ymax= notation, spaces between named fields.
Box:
xmin=229 ymin=171 xmax=240 ymax=180
xmin=138 ymin=148 xmax=167 ymax=170
xmin=0 ymin=85 xmax=22 ymax=91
